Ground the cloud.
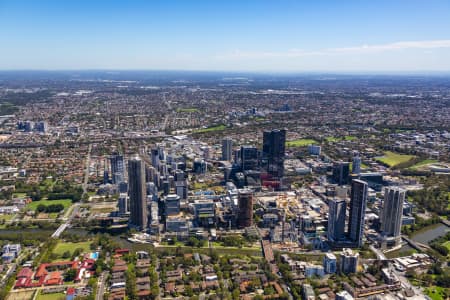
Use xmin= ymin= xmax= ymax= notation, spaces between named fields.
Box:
xmin=216 ymin=39 xmax=450 ymax=60
xmin=332 ymin=39 xmax=450 ymax=53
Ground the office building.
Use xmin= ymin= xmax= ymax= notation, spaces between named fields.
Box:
xmin=308 ymin=144 xmax=321 ymax=156
xmin=305 ymin=264 xmax=325 ymax=278
xmin=348 ymin=179 xmax=368 ymax=247
xmin=380 ymin=187 xmax=405 ymax=247
xmin=193 ymin=200 xmax=215 ymax=227
xmin=35 ymin=121 xmax=48 ymax=133
xmin=323 ymin=252 xmax=337 ymax=274
xmin=352 ymin=154 xmax=361 ymax=174
xmin=166 ymin=216 xmax=189 ymax=234
xmin=193 ymin=158 xmax=207 ymax=174
xmin=110 ymin=153 xmax=125 ymax=184
xmin=128 ymin=157 xmax=148 ymax=230
xmin=237 ymin=189 xmax=253 ymax=228
xmin=328 ymin=198 xmax=346 ymax=242
xmin=222 ymin=138 xmax=233 ymax=161
xmin=175 ymin=181 xmax=188 ymax=200
xmin=340 ymin=248 xmax=359 ymax=274
xmin=302 ymin=284 xmax=315 ymax=300
xmin=118 ymin=193 xmax=128 ymax=215
xmin=164 ymin=194 xmax=181 ymax=216
xmin=333 ymin=161 xmax=350 ymax=185
xmin=262 ymin=129 xmax=286 ymax=177
xmin=240 ymin=146 xmax=259 ymax=171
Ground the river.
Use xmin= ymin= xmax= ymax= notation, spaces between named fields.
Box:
xmin=386 ymin=223 xmax=450 ymax=258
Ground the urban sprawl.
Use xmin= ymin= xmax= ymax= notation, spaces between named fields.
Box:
xmin=0 ymin=72 xmax=449 ymax=300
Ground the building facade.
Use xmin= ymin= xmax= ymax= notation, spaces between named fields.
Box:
xmin=128 ymin=157 xmax=148 ymax=230
xmin=380 ymin=187 xmax=405 ymax=247
xmin=348 ymin=179 xmax=368 ymax=247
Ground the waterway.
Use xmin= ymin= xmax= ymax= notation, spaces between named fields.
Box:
xmin=386 ymin=223 xmax=450 ymax=258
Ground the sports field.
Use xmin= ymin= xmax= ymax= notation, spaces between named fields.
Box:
xmin=26 ymin=199 xmax=72 ymax=211
xmin=286 ymin=139 xmax=318 ymax=147
xmin=53 ymin=241 xmax=92 ymax=256
xmin=194 ymin=124 xmax=227 ymax=133
xmin=376 ymin=151 xmax=415 ymax=167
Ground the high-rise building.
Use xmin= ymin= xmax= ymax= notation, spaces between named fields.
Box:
xmin=240 ymin=146 xmax=259 ymax=171
xmin=128 ymin=157 xmax=148 ymax=230
xmin=348 ymin=179 xmax=368 ymax=247
xmin=340 ymin=248 xmax=359 ymax=274
xmin=118 ymin=193 xmax=128 ymax=215
xmin=110 ymin=153 xmax=125 ymax=184
xmin=150 ymin=148 xmax=160 ymax=168
xmin=262 ymin=129 xmax=286 ymax=177
xmin=237 ymin=189 xmax=253 ymax=228
xmin=323 ymin=252 xmax=337 ymax=274
xmin=328 ymin=198 xmax=347 ymax=242
xmin=380 ymin=187 xmax=405 ymax=246
xmin=164 ymin=194 xmax=181 ymax=216
xmin=35 ymin=121 xmax=48 ymax=133
xmin=332 ymin=161 xmax=350 ymax=185
xmin=222 ymin=138 xmax=233 ymax=161
xmin=352 ymin=154 xmax=361 ymax=174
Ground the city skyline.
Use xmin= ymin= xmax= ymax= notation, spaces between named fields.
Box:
xmin=1 ymin=0 xmax=450 ymax=71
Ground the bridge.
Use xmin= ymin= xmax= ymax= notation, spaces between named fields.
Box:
xmin=401 ymin=236 xmax=431 ymax=251
xmin=440 ymin=218 xmax=450 ymax=227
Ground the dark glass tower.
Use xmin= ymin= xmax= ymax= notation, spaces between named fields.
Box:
xmin=237 ymin=189 xmax=253 ymax=228
xmin=348 ymin=179 xmax=368 ymax=247
xmin=128 ymin=156 xmax=148 ymax=230
xmin=262 ymin=129 xmax=286 ymax=177
xmin=328 ymin=198 xmax=347 ymax=242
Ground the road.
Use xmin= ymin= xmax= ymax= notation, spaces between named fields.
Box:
xmin=82 ymin=143 xmax=92 ymax=196
xmin=96 ymin=271 xmax=108 ymax=300
xmin=369 ymin=245 xmax=387 ymax=260
xmin=393 ymin=268 xmax=425 ymax=298
xmin=51 ymin=203 xmax=80 ymax=238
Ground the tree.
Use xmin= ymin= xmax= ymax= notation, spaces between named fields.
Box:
xmin=65 ymin=268 xmax=77 ymax=281
xmin=62 ymin=250 xmax=71 ymax=259
xmin=126 ymin=268 xmax=137 ymax=300
xmin=231 ymin=288 xmax=240 ymax=300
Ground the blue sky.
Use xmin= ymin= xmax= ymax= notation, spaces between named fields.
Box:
xmin=1 ymin=0 xmax=450 ymax=72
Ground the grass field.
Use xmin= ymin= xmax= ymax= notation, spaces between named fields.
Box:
xmin=7 ymin=290 xmax=36 ymax=300
xmin=425 ymin=286 xmax=446 ymax=300
xmin=349 ymin=162 xmax=369 ymax=171
xmin=0 ymin=214 xmax=15 ymax=221
xmin=286 ymin=139 xmax=318 ymax=147
xmin=443 ymin=241 xmax=450 ymax=251
xmin=36 ymin=292 xmax=65 ymax=300
xmin=12 ymin=192 xmax=27 ymax=198
xmin=211 ymin=243 xmax=261 ymax=251
xmin=177 ymin=107 xmax=199 ymax=113
xmin=409 ymin=159 xmax=438 ymax=170
xmin=376 ymin=151 xmax=415 ymax=167
xmin=26 ymin=199 xmax=72 ymax=211
xmin=326 ymin=136 xmax=357 ymax=142
xmin=325 ymin=136 xmax=340 ymax=142
xmin=0 ymin=214 xmax=15 ymax=228
xmin=53 ymin=241 xmax=92 ymax=256
xmin=194 ymin=124 xmax=227 ymax=133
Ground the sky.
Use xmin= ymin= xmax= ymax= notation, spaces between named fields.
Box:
xmin=1 ymin=0 xmax=450 ymax=72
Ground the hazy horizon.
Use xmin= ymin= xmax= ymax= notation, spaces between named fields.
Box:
xmin=1 ymin=0 xmax=450 ymax=72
